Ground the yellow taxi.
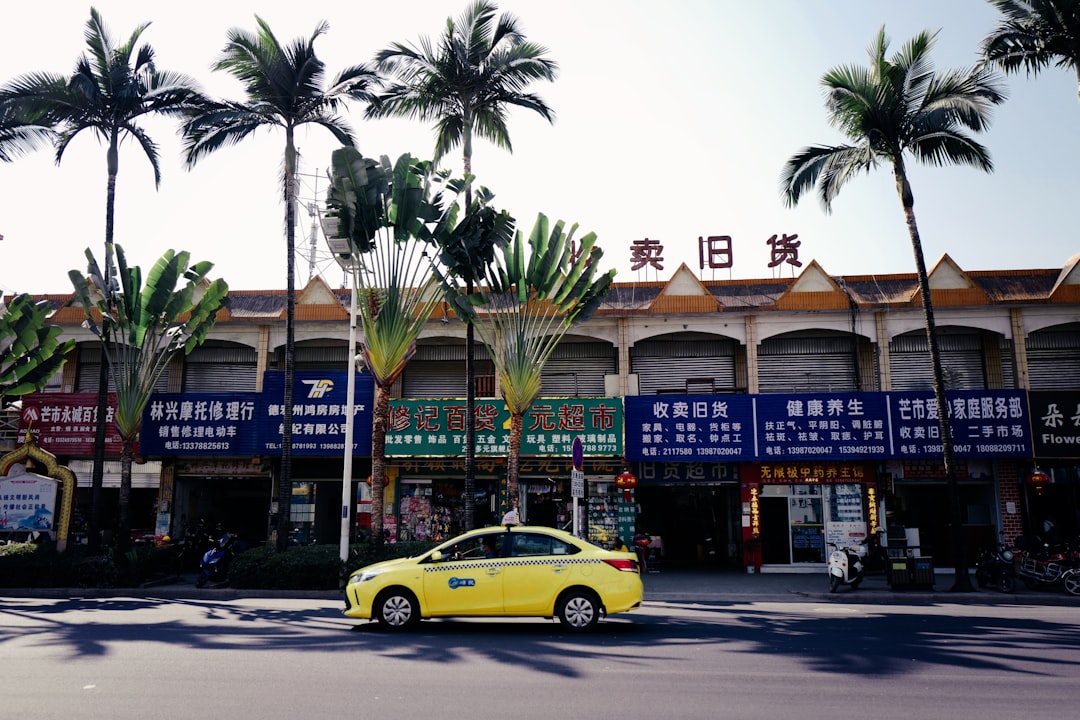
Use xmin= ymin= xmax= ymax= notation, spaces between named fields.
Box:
xmin=343 ymin=524 xmax=643 ymax=631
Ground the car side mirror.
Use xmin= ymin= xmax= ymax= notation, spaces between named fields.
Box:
xmin=430 ymin=550 xmax=443 ymax=563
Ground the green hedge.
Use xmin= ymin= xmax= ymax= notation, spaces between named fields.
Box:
xmin=228 ymin=540 xmax=438 ymax=590
xmin=0 ymin=540 xmax=438 ymax=590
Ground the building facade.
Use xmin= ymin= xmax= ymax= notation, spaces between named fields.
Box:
xmin=7 ymin=252 xmax=1080 ymax=571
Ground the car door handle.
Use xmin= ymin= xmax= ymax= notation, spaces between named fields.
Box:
xmin=552 ymin=563 xmax=568 ymax=573
xmin=486 ymin=566 xmax=501 ymax=576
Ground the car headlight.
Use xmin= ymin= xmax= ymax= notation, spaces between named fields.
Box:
xmin=350 ymin=568 xmax=383 ymax=585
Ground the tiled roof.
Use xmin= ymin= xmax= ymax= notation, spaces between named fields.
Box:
xmin=9 ymin=263 xmax=1075 ymax=324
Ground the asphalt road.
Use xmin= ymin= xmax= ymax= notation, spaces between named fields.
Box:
xmin=2 ymin=595 xmax=1077 ymax=720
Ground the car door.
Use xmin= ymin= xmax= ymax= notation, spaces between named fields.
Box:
xmin=421 ymin=533 xmax=504 ymax=616
xmin=501 ymin=531 xmax=580 ymax=614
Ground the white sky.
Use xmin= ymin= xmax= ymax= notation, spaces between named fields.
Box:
xmin=1 ymin=0 xmax=1077 ymax=295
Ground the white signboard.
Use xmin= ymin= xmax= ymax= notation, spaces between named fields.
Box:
xmin=0 ymin=471 xmax=58 ymax=532
xmin=571 ymin=469 xmax=585 ymax=499
xmin=824 ymin=521 xmax=867 ymax=551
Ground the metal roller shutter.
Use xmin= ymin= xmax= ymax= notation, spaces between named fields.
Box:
xmin=1027 ymin=330 xmax=1080 ymax=390
xmin=402 ymin=360 xmax=468 ymax=397
xmin=632 ymin=339 xmax=737 ymax=394
xmin=541 ymin=357 xmax=615 ymax=396
xmin=757 ymin=354 xmax=858 ymax=393
xmin=184 ymin=346 xmax=258 ymax=392
xmin=888 ymin=334 xmax=986 ymax=390
xmin=756 ymin=336 xmax=860 ymax=393
xmin=75 ymin=346 xmax=169 ymax=393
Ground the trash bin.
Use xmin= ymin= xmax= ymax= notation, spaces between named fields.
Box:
xmin=885 ymin=547 xmax=934 ymax=589
xmin=911 ymin=556 xmax=935 ymax=588
xmin=887 ymin=557 xmax=911 ymax=588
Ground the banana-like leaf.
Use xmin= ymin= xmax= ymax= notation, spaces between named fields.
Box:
xmin=324 ymin=150 xmax=452 ymax=388
xmin=0 ymin=294 xmax=75 ymax=405
xmin=68 ymin=243 xmax=228 ymax=439
xmin=458 ymin=212 xmax=615 ymax=418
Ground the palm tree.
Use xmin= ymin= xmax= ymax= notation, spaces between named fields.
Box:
xmin=0 ymin=101 xmax=53 ymax=162
xmin=982 ymin=0 xmax=1080 ymax=100
xmin=182 ymin=17 xmax=376 ymax=552
xmin=0 ymin=294 xmax=75 ymax=406
xmin=368 ymin=0 xmax=558 ymax=528
xmin=441 ymin=213 xmax=614 ymax=509
xmin=323 ymin=148 xmax=458 ymax=553
xmin=0 ymin=7 xmax=206 ymax=551
xmin=69 ymin=244 xmax=228 ymax=554
xmin=779 ymin=27 xmax=1006 ymax=591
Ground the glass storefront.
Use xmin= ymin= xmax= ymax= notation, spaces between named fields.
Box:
xmin=760 ymin=484 xmax=867 ymax=565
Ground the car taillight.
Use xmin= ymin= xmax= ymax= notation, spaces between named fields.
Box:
xmin=604 ymin=558 xmax=639 ymax=573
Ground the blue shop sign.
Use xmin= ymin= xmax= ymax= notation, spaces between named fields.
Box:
xmin=624 ymin=394 xmax=754 ymax=462
xmin=260 ymin=371 xmax=374 ymax=456
xmin=141 ymin=393 xmax=261 ymax=456
xmin=887 ymin=389 xmax=1030 ymax=459
xmin=754 ymin=392 xmax=889 ymax=461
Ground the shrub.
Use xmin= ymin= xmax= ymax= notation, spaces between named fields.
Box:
xmin=0 ymin=538 xmax=441 ymax=590
xmin=228 ymin=540 xmax=438 ymax=589
xmin=0 ymin=543 xmax=121 ymax=588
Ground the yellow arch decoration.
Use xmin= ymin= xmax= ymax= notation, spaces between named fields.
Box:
xmin=0 ymin=430 xmax=77 ymax=551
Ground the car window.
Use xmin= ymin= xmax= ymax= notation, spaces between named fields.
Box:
xmin=509 ymin=533 xmax=581 ymax=558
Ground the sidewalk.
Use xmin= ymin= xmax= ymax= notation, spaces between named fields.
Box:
xmin=640 ymin=568 xmax=1080 ymax=606
xmin=4 ymin=569 xmax=1078 ymax=606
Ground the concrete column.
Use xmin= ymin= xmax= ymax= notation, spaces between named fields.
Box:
xmin=744 ymin=315 xmax=759 ymax=395
xmin=617 ymin=317 xmax=631 ymax=396
xmin=875 ymin=311 xmax=892 ymax=391
xmin=256 ymin=325 xmax=270 ymax=392
xmin=1010 ymin=308 xmax=1030 ymax=390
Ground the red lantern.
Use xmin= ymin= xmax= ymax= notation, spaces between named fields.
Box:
xmin=615 ymin=470 xmax=638 ymax=502
xmin=1026 ymin=468 xmax=1050 ymax=495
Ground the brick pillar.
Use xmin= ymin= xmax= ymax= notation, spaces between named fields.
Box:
xmin=998 ymin=462 xmax=1024 ymax=545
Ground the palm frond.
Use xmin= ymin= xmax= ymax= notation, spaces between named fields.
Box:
xmin=369 ymin=0 xmax=556 ymax=170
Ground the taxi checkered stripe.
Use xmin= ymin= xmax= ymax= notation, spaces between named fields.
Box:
xmin=423 ymin=557 xmax=604 ymax=572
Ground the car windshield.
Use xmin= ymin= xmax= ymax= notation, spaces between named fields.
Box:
xmin=434 ymin=533 xmax=503 ymax=561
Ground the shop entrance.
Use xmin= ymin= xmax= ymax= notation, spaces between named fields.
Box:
xmin=173 ymin=476 xmax=271 ymax=544
xmin=637 ymin=484 xmax=740 ymax=568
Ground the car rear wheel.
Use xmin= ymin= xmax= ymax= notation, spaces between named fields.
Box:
xmin=375 ymin=589 xmax=419 ymax=630
xmin=557 ymin=589 xmax=600 ymax=631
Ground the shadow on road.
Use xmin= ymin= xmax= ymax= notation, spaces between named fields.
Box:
xmin=1 ymin=595 xmax=1077 ymax=679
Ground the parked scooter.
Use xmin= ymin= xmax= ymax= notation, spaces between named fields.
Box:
xmin=827 ymin=538 xmax=868 ymax=592
xmin=1013 ymin=536 xmax=1080 ymax=596
xmin=975 ymin=538 xmax=1016 ymax=593
xmin=196 ymin=531 xmax=245 ymax=588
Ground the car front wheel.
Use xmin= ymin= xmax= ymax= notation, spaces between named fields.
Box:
xmin=557 ymin=589 xmax=600 ymax=631
xmin=375 ymin=589 xmax=419 ymax=630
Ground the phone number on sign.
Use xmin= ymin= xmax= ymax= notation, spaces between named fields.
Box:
xmin=165 ymin=441 xmax=233 ymax=451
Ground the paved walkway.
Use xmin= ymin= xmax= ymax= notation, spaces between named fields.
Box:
xmin=640 ymin=568 xmax=1080 ymax=606
xmin=4 ymin=568 xmax=1078 ymax=606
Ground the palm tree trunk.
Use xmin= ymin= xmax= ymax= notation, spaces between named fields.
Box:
xmin=464 ymin=287 xmax=476 ymax=531
xmin=894 ymin=163 xmax=971 ymax=591
xmin=91 ymin=151 xmax=119 ymax=553
xmin=89 ymin=360 xmax=108 ymax=552
xmin=463 ymin=118 xmax=476 ymax=531
xmin=117 ymin=436 xmax=134 ymax=554
xmin=370 ymin=382 xmax=389 ymax=555
xmin=507 ymin=411 xmax=523 ymax=515
xmin=277 ymin=131 xmax=298 ymax=552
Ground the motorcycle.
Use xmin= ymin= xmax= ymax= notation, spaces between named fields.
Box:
xmin=975 ymin=539 xmax=1016 ymax=593
xmin=1013 ymin=536 xmax=1080 ymax=596
xmin=827 ymin=538 xmax=867 ymax=592
xmin=196 ymin=531 xmax=245 ymax=588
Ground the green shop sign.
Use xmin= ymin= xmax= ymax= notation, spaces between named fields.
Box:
xmin=385 ymin=398 xmax=623 ymax=457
